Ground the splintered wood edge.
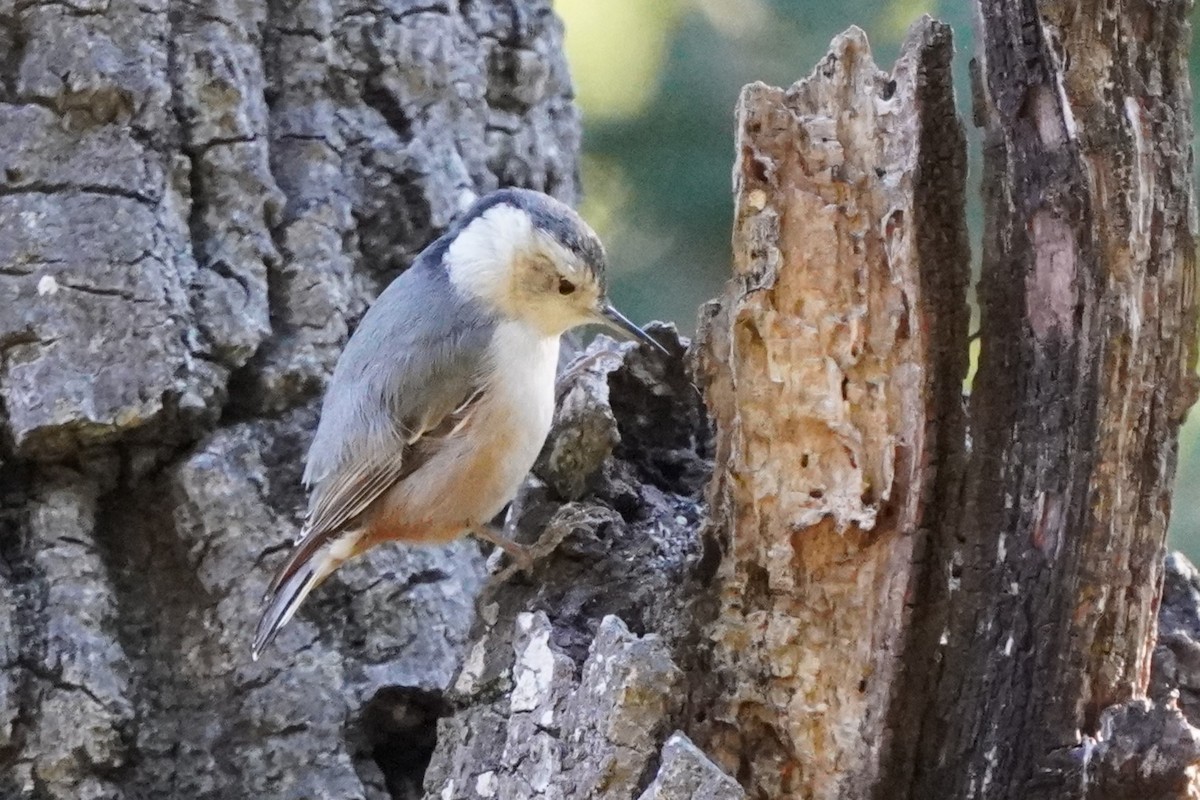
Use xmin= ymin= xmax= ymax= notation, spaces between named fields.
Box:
xmin=697 ymin=17 xmax=968 ymax=800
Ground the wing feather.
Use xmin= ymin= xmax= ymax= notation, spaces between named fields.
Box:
xmin=264 ymin=390 xmax=484 ymax=598
xmin=303 ymin=384 xmax=486 ymax=542
xmin=264 ymin=256 xmax=494 ymax=599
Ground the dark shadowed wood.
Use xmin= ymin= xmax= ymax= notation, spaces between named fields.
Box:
xmin=902 ymin=1 xmax=1200 ymax=798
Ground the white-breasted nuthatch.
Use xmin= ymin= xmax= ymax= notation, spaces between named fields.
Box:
xmin=253 ymin=188 xmax=665 ymax=658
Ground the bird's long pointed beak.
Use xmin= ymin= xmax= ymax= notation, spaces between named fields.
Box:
xmin=597 ymin=303 xmax=670 ymax=355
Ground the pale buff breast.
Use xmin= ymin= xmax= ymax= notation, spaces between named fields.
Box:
xmin=370 ymin=320 xmax=560 ymax=544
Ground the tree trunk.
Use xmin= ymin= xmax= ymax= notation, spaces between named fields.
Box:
xmin=695 ymin=20 xmax=970 ymax=800
xmin=903 ymin=1 xmax=1199 ymax=797
xmin=0 ymin=1 xmax=578 ymax=798
xmin=688 ymin=3 xmax=1199 ymax=799
xmin=3 ymin=2 xmax=1198 ymax=800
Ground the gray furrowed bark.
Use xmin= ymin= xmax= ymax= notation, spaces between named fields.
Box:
xmin=0 ymin=1 xmax=577 ymax=797
xmin=419 ymin=329 xmax=716 ymax=800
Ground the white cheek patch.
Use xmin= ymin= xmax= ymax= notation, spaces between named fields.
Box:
xmin=447 ymin=204 xmax=534 ymax=305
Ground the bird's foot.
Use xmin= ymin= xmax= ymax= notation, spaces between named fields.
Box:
xmin=471 ymin=523 xmax=561 ymax=618
xmin=469 ymin=524 xmax=534 ymax=574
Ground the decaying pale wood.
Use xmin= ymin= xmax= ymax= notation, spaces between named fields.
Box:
xmin=695 ymin=19 xmax=969 ymax=800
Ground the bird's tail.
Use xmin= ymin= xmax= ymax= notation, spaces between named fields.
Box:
xmin=252 ymin=530 xmax=361 ymax=660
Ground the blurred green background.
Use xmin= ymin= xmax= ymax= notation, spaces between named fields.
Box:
xmin=553 ymin=0 xmax=1200 ymax=560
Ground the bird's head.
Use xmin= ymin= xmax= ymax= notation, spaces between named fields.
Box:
xmin=443 ymin=188 xmax=666 ymax=352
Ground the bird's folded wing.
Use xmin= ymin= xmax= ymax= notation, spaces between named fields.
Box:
xmin=265 ymin=258 xmax=497 ymax=599
xmin=305 ymin=385 xmax=486 ymax=538
xmin=265 ymin=386 xmax=485 ymax=598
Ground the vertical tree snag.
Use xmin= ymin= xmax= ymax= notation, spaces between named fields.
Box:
xmin=902 ymin=1 xmax=1200 ymax=798
xmin=696 ymin=19 xmax=970 ymax=800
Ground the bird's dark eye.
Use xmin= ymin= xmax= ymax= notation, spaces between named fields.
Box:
xmin=558 ymin=277 xmax=576 ymax=295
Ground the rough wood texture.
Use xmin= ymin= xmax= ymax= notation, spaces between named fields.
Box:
xmin=1153 ymin=554 xmax=1200 ymax=725
xmin=0 ymin=1 xmax=578 ymax=798
xmin=694 ymin=19 xmax=969 ymax=800
xmin=4 ymin=1 xmax=1199 ymax=797
xmin=419 ymin=329 xmax=720 ymax=800
xmin=636 ymin=733 xmax=746 ymax=800
xmin=900 ymin=1 xmax=1200 ymax=798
